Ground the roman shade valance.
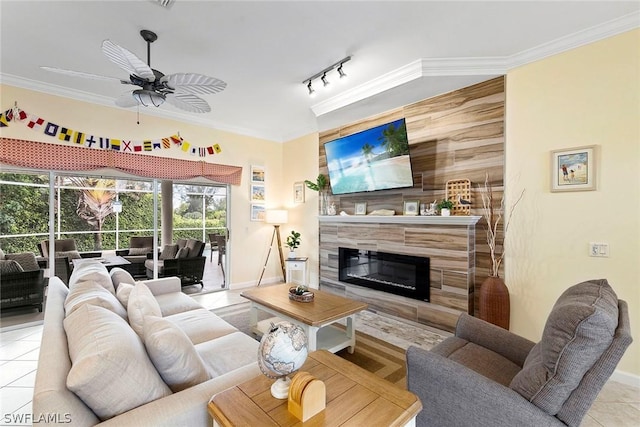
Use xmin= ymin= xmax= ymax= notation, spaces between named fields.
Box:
xmin=0 ymin=138 xmax=242 ymax=185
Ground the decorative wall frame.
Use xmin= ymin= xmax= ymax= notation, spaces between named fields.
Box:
xmin=293 ymin=182 xmax=305 ymax=204
xmin=251 ymin=165 xmax=265 ymax=183
xmin=250 ymin=203 xmax=265 ymax=221
xmin=403 ymin=200 xmax=419 ymax=215
xmin=550 ymin=145 xmax=597 ymax=192
xmin=250 ymin=184 xmax=265 ymax=202
xmin=354 ymin=202 xmax=367 ymax=215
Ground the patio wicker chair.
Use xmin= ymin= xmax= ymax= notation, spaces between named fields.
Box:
xmin=0 ymin=251 xmax=46 ymax=312
xmin=145 ymin=239 xmax=206 ymax=288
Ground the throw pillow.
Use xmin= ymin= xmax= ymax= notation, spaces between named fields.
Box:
xmin=159 ymin=244 xmax=179 ymax=260
xmin=128 ymin=282 xmax=162 ymax=337
xmin=68 ymin=261 xmax=115 ymax=295
xmin=115 ymin=282 xmax=134 ymax=308
xmin=64 ymin=280 xmax=127 ymax=320
xmin=509 ymin=279 xmax=618 ymax=415
xmin=5 ymin=252 xmax=40 ymax=272
xmin=0 ymin=259 xmax=24 ymax=274
xmin=128 ymin=247 xmax=152 ymax=256
xmin=110 ymin=267 xmax=136 ymax=291
xmin=175 ymin=247 xmax=190 ymax=259
xmin=64 ymin=304 xmax=171 ymax=421
xmin=143 ymin=315 xmax=210 ymax=392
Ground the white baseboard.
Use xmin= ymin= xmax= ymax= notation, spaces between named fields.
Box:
xmin=610 ymin=370 xmax=640 ymax=389
xmin=230 ymin=276 xmax=281 ymax=290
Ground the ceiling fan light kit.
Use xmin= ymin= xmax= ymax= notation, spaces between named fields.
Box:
xmin=41 ymin=29 xmax=225 ymax=114
xmin=303 ymin=56 xmax=351 ymax=97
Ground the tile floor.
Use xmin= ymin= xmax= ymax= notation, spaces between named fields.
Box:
xmin=1 ymin=289 xmax=639 ymax=426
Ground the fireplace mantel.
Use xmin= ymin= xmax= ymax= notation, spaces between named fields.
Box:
xmin=319 ymin=215 xmax=481 ymax=226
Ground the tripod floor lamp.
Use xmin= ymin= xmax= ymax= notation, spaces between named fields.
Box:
xmin=257 ymin=209 xmax=288 ymax=286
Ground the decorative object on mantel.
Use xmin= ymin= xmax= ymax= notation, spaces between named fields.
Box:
xmin=403 ymin=200 xmax=419 ymax=216
xmin=304 ymin=174 xmax=329 ymax=215
xmin=446 ymin=178 xmax=471 ymax=215
xmin=354 ymin=202 xmax=367 ymax=215
xmin=437 ymin=199 xmax=454 ymax=216
xmin=289 ymin=285 xmax=314 ymax=302
xmin=326 ymin=203 xmax=337 ymax=216
xmin=285 ymin=230 xmax=301 ymax=259
xmin=420 ymin=200 xmax=438 ymax=216
xmin=478 ymin=173 xmax=525 ymax=329
xmin=0 ymin=106 xmax=223 ymax=156
xmin=257 ymin=321 xmax=308 ymax=399
xmin=369 ymin=209 xmax=395 ymax=216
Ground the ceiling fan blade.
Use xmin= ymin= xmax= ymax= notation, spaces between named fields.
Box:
xmin=114 ymin=92 xmax=139 ymax=108
xmin=165 ymin=93 xmax=211 ymax=113
xmin=161 ymin=73 xmax=227 ymax=95
xmin=102 ymin=40 xmax=155 ymax=82
xmin=40 ymin=66 xmax=131 ymax=84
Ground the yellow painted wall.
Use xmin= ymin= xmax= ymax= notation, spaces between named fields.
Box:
xmin=282 ymin=133 xmax=320 ymax=289
xmin=505 ymin=29 xmax=640 ymax=377
xmin=0 ymin=85 xmax=287 ymax=286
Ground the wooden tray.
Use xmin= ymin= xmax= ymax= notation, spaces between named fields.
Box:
xmin=446 ymin=178 xmax=471 ymax=216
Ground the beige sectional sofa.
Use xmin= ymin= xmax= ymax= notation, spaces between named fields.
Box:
xmin=33 ymin=262 xmax=260 ymax=426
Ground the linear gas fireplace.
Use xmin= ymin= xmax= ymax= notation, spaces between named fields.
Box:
xmin=338 ymin=247 xmax=430 ymax=302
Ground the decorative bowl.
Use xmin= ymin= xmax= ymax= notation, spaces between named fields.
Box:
xmin=289 ymin=287 xmax=314 ymax=303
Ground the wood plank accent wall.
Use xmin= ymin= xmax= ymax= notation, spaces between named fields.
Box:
xmin=317 ymin=77 xmax=505 ymax=332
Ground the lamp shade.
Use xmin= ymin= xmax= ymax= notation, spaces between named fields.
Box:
xmin=266 ymin=209 xmax=288 ymax=225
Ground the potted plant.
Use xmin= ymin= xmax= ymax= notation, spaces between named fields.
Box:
xmin=304 ymin=174 xmax=329 ymax=215
xmin=437 ymin=199 xmax=454 ymax=216
xmin=285 ymin=230 xmax=301 ymax=258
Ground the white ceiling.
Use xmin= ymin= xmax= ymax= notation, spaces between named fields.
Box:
xmin=1 ymin=1 xmax=638 ymax=142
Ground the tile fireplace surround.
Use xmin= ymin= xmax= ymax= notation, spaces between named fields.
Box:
xmin=319 ymin=215 xmax=481 ymax=332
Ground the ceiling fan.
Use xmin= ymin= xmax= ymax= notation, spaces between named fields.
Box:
xmin=41 ymin=29 xmax=225 ymax=113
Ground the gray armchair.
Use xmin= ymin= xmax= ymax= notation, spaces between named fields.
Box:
xmin=115 ymin=236 xmax=155 ymax=277
xmin=0 ymin=251 xmax=45 ymax=312
xmin=144 ymin=239 xmax=206 ymax=288
xmin=406 ymin=279 xmax=632 ymax=427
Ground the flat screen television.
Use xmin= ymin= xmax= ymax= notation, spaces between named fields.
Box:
xmin=324 ymin=118 xmax=413 ymax=195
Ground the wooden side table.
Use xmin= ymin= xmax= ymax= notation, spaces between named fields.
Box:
xmin=208 ymin=350 xmax=422 ymax=426
xmin=285 ymin=257 xmax=308 ymax=286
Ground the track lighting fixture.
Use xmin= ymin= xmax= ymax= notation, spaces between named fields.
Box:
xmin=302 ymin=56 xmax=351 ymax=96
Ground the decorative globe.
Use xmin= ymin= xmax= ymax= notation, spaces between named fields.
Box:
xmin=257 ymin=321 xmax=308 ymax=399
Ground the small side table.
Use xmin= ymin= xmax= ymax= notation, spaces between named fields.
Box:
xmin=285 ymin=257 xmax=308 ymax=286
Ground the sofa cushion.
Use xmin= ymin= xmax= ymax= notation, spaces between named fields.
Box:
xmin=128 ymin=246 xmax=152 ymax=256
xmin=116 ymin=282 xmax=134 ymax=308
xmin=143 ymin=315 xmax=210 ymax=392
xmin=64 ymin=280 xmax=127 ymax=319
xmin=0 ymin=259 xmax=24 ymax=274
xmin=196 ymin=332 xmax=261 ymax=378
xmin=69 ymin=261 xmax=115 ymax=295
xmin=176 ymin=247 xmax=190 ymax=259
xmin=64 ymin=304 xmax=171 ymax=421
xmin=5 ymin=252 xmax=40 ymax=272
xmin=154 ymin=292 xmax=203 ymax=317
xmin=165 ymin=309 xmax=238 ymax=345
xmin=509 ymin=279 xmax=618 ymax=415
xmin=159 ymin=244 xmax=179 ymax=260
xmin=110 ymin=267 xmax=136 ymax=291
xmin=0 ymin=248 xmax=4 ymax=260
xmin=128 ymin=282 xmax=162 ymax=337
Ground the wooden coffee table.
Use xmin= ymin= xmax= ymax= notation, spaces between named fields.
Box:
xmin=208 ymin=350 xmax=422 ymax=427
xmin=241 ymin=284 xmax=367 ymax=354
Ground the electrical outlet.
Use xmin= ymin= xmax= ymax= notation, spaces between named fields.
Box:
xmin=589 ymin=243 xmax=609 ymax=257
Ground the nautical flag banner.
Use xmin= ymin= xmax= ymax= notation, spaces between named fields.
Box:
xmin=1 ymin=107 xmax=223 ymax=156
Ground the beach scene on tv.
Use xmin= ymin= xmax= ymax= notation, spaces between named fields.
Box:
xmin=325 ymin=118 xmax=413 ymax=195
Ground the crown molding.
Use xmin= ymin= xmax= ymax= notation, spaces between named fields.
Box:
xmin=0 ymin=73 xmax=286 ymax=142
xmin=312 ymin=11 xmax=639 ymax=117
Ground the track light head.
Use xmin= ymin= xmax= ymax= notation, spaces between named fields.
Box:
xmin=337 ymin=63 xmax=347 ymax=79
xmin=321 ymin=72 xmax=330 ymax=88
xmin=307 ymin=80 xmax=316 ymax=97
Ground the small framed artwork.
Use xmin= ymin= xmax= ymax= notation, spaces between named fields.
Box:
xmin=293 ymin=182 xmax=305 ymax=204
xmin=250 ymin=184 xmax=265 ymax=202
xmin=250 ymin=204 xmax=265 ymax=221
xmin=251 ymin=165 xmax=265 ymax=183
xmin=403 ymin=200 xmax=419 ymax=215
xmin=550 ymin=145 xmax=597 ymax=192
xmin=354 ymin=202 xmax=367 ymax=215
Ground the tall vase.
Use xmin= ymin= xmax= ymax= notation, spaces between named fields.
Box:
xmin=319 ymin=191 xmax=329 ymax=215
xmin=479 ymin=276 xmax=510 ymax=329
